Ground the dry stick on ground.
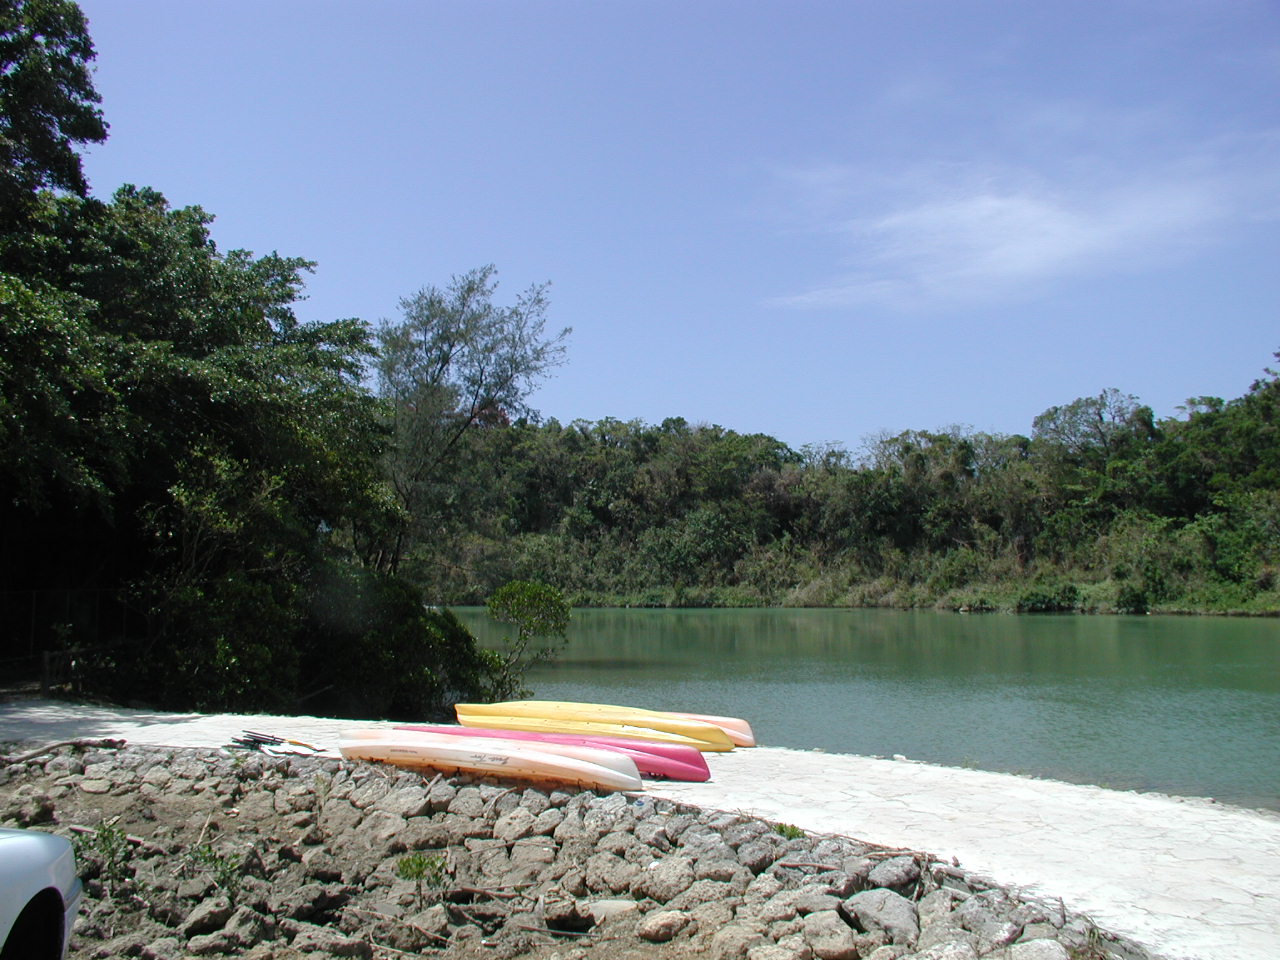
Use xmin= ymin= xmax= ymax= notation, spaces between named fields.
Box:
xmin=193 ymin=811 xmax=214 ymax=850
xmin=455 ymin=884 xmax=534 ymax=900
xmin=0 ymin=738 xmax=126 ymax=765
xmin=511 ymin=923 xmax=602 ymax=939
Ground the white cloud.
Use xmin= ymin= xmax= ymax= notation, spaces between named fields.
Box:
xmin=770 ymin=127 xmax=1280 ymax=311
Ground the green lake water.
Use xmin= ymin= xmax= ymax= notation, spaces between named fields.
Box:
xmin=455 ymin=607 xmax=1280 ymax=811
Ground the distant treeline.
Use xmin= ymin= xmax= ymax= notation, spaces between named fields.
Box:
xmin=403 ymin=375 xmax=1280 ymax=615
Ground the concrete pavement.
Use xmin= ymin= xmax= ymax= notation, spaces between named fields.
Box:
xmin=2 ymin=698 xmax=1276 ymax=960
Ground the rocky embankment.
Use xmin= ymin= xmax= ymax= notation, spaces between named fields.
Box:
xmin=0 ymin=741 xmax=1150 ymax=960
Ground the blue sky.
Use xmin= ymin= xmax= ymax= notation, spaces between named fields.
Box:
xmin=76 ymin=1 xmax=1280 ymax=452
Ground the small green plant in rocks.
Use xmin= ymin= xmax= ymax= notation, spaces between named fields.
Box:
xmin=773 ymin=822 xmax=805 ymax=840
xmin=74 ymin=818 xmax=134 ymax=890
xmin=397 ymin=851 xmax=449 ymax=906
xmin=191 ymin=843 xmax=244 ymax=904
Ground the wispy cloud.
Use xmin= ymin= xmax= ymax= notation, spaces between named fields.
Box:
xmin=770 ymin=126 xmax=1280 ymax=311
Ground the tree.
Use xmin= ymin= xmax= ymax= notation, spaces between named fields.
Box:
xmin=0 ymin=0 xmax=107 ymax=216
xmin=373 ymin=265 xmax=570 ymax=572
xmin=484 ymin=580 xmax=571 ymax=699
xmin=1031 ymin=388 xmax=1153 ymax=462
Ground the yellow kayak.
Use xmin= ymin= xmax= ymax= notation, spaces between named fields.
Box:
xmin=455 ymin=701 xmax=740 ymax=751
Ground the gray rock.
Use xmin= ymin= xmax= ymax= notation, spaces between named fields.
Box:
xmin=680 ymin=823 xmax=734 ymax=857
xmin=586 ymin=898 xmax=641 ymax=924
xmin=917 ymin=888 xmax=964 ymax=927
xmin=867 ymin=855 xmax=920 ymax=890
xmin=698 ymin=856 xmax=751 ymax=883
xmin=635 ymin=819 xmax=672 ymax=851
xmin=504 ymin=838 xmax=556 ymax=885
xmin=745 ymin=872 xmax=785 ymax=902
xmin=532 ymin=807 xmax=564 ymax=836
xmin=584 ymin=850 xmax=639 ymax=894
xmin=738 ymin=837 xmax=783 ymax=873
xmin=493 ymin=805 xmax=536 ymax=842
xmin=637 ymin=909 xmax=692 ymax=942
xmin=1008 ymin=939 xmax=1071 ymax=960
xmin=426 ymin=778 xmax=457 ymax=811
xmin=374 ymin=785 xmax=431 ymax=819
xmin=318 ymin=798 xmax=363 ymax=837
xmin=185 ymin=931 xmax=233 ymax=956
xmin=358 ymin=809 xmax=408 ymax=854
xmin=553 ymin=811 xmax=588 ymax=842
xmin=632 ymin=855 xmax=695 ymax=903
xmin=598 ymin=828 xmax=644 ymax=858
xmin=669 ymin=878 xmax=739 ymax=911
xmin=915 ymin=922 xmax=976 ymax=953
xmin=909 ymin=941 xmax=980 ymax=960
xmin=406 ymin=903 xmax=450 ymax=936
xmin=447 ymin=785 xmax=486 ymax=817
xmin=757 ymin=890 xmax=800 ymax=923
xmin=288 ymin=921 xmax=375 ymax=958
xmin=724 ymin=819 xmax=770 ymax=847
xmin=223 ymin=905 xmax=271 ymax=945
xmin=864 ymin=946 xmax=909 ymax=960
xmin=844 ymin=888 xmax=919 ymax=946
xmin=347 ymin=777 xmax=392 ymax=809
xmin=140 ymin=937 xmax=182 ymax=960
xmin=751 ymin=934 xmax=814 ymax=960
xmin=180 ymin=896 xmax=233 ymax=937
xmin=710 ymin=921 xmax=769 ymax=960
xmin=692 ymin=899 xmax=736 ymax=929
xmin=802 ymin=909 xmax=860 ymax=960
xmin=1018 ymin=922 xmax=1060 ymax=942
xmin=792 ymin=886 xmax=842 ymax=915
xmin=519 ymin=787 xmax=551 ymax=816
xmin=301 ymin=847 xmax=344 ymax=882
xmin=274 ymin=882 xmax=352 ymax=920
xmin=972 ymin=919 xmax=1023 ymax=953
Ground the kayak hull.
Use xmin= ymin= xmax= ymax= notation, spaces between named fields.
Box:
xmin=395 ymin=723 xmax=711 ymax=782
xmin=456 ymin=700 xmax=752 ymax=748
xmin=339 ymin=730 xmax=643 ymax=792
xmin=455 ymin=710 xmax=734 ymax=752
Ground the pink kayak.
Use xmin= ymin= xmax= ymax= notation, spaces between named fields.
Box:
xmin=394 ymin=724 xmax=711 ymax=782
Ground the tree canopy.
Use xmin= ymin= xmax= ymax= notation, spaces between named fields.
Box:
xmin=0 ymin=0 xmax=107 ymax=214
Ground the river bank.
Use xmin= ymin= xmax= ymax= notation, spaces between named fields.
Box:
xmin=2 ymin=698 xmax=1278 ymax=959
xmin=1 ymin=740 xmax=1141 ymax=960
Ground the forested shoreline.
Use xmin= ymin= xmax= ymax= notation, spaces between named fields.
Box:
xmin=1 ymin=2 xmax=1276 ymax=719
xmin=403 ymin=377 xmax=1280 ymax=617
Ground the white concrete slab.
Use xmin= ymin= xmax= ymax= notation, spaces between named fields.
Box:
xmin=2 ymin=698 xmax=1276 ymax=960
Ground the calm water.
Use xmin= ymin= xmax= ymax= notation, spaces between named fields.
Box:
xmin=455 ymin=608 xmax=1280 ymax=811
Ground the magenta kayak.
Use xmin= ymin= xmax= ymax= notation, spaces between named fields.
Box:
xmin=394 ymin=724 xmax=711 ymax=782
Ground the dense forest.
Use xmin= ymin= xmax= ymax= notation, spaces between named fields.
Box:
xmin=398 ymin=380 xmax=1280 ymax=615
xmin=1 ymin=3 xmax=1276 ymax=717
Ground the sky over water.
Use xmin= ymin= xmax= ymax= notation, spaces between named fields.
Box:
xmin=77 ymin=1 xmax=1280 ymax=451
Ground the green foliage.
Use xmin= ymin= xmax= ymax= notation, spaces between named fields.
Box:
xmin=190 ymin=843 xmax=243 ymax=904
xmin=0 ymin=24 xmax=510 ymax=714
xmin=388 ymin=355 xmax=1280 ymax=616
xmin=372 ymin=265 xmax=570 ymax=574
xmin=485 ymin=580 xmax=572 ymax=699
xmin=773 ymin=822 xmax=805 ymax=840
xmin=396 ymin=851 xmax=449 ymax=905
xmin=1014 ymin=582 xmax=1080 ymax=614
xmin=73 ymin=819 xmax=133 ymax=890
xmin=0 ymin=0 xmax=107 ymax=214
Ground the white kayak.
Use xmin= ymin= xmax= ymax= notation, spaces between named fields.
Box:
xmin=338 ymin=728 xmax=644 ymax=792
